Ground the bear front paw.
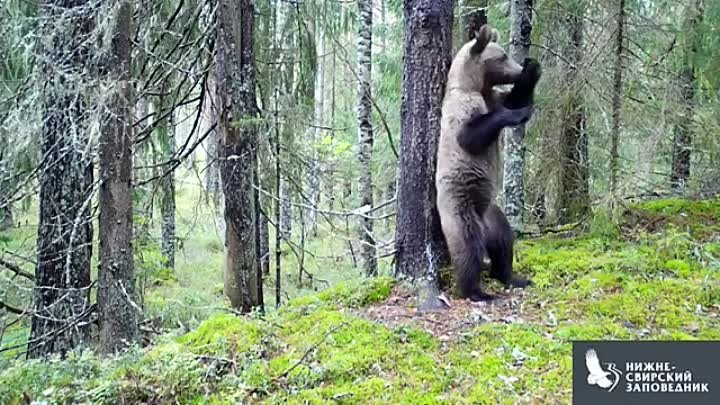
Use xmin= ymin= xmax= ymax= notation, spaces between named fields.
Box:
xmin=522 ymin=58 xmax=542 ymax=83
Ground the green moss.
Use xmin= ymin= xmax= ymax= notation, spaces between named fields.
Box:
xmin=4 ymin=198 xmax=720 ymax=405
xmin=633 ymin=198 xmax=720 ymax=217
xmin=315 ymin=276 xmax=396 ymax=307
xmin=625 ymin=198 xmax=720 ymax=239
xmin=177 ymin=313 xmax=263 ymax=355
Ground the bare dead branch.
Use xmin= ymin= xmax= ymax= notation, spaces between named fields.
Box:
xmin=0 ymin=256 xmax=35 ymax=281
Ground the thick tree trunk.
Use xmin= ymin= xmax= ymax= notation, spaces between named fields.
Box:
xmin=217 ymin=0 xmax=260 ymax=312
xmin=395 ymin=0 xmax=453 ymax=309
xmin=670 ymin=0 xmax=703 ymax=193
xmin=609 ymin=0 xmax=625 ymax=195
xmin=97 ymin=0 xmax=138 ymax=354
xmin=502 ymin=0 xmax=533 ymax=231
xmin=557 ymin=11 xmax=589 ymax=224
xmin=357 ymin=0 xmax=377 ymax=276
xmin=28 ymin=0 xmax=94 ymax=358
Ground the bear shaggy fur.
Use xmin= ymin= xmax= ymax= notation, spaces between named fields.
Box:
xmin=436 ymin=25 xmax=538 ymax=301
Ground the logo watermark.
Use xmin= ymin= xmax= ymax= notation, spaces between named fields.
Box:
xmin=573 ymin=341 xmax=719 ymax=405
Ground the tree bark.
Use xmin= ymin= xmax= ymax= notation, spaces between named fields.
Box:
xmin=204 ymin=77 xmax=222 ymax=200
xmin=260 ymin=211 xmax=270 ymax=275
xmin=217 ymin=0 xmax=260 ymax=312
xmin=28 ymin=0 xmax=94 ymax=358
xmin=306 ymin=23 xmax=324 ymax=237
xmin=0 ymin=135 xmax=13 ymax=231
xmin=357 ymin=0 xmax=377 ymax=276
xmin=609 ymin=0 xmax=625 ymax=195
xmin=280 ymin=180 xmax=292 ymax=237
xmin=670 ymin=0 xmax=703 ymax=193
xmin=557 ymin=9 xmax=589 ymax=224
xmin=395 ymin=0 xmax=453 ymax=308
xmin=502 ymin=0 xmax=533 ymax=231
xmin=97 ymin=0 xmax=138 ymax=354
xmin=158 ymin=93 xmax=176 ymax=271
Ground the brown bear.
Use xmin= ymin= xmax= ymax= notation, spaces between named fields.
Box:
xmin=436 ymin=25 xmax=538 ymax=301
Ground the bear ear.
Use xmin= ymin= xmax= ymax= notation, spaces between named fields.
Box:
xmin=471 ymin=25 xmax=494 ymax=55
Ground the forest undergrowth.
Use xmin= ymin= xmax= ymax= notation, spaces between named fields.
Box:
xmin=1 ymin=197 xmax=719 ymax=404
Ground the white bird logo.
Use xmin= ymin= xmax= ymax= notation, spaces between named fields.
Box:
xmin=585 ymin=349 xmax=621 ymax=392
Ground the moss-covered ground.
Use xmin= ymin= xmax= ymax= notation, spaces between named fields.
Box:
xmin=1 ymin=198 xmax=719 ymax=404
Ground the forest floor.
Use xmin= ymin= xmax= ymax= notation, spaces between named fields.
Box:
xmin=1 ymin=197 xmax=719 ymax=405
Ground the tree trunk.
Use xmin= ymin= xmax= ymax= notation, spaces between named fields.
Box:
xmin=28 ymin=0 xmax=94 ymax=358
xmin=502 ymin=0 xmax=533 ymax=231
xmin=217 ymin=0 xmax=260 ymax=313
xmin=306 ymin=25 xmax=324 ymax=237
xmin=260 ymin=211 xmax=270 ymax=275
xmin=0 ymin=134 xmax=12 ymax=230
xmin=463 ymin=0 xmax=488 ymax=40
xmin=280 ymin=180 xmax=292 ymax=237
xmin=395 ymin=0 xmax=453 ymax=309
xmin=357 ymin=0 xmax=377 ymax=276
xmin=557 ymin=12 xmax=589 ymax=224
xmin=253 ymin=169 xmax=264 ymax=313
xmin=385 ymin=174 xmax=396 ymax=231
xmin=609 ymin=0 xmax=624 ymax=195
xmin=158 ymin=92 xmax=176 ymax=271
xmin=670 ymin=0 xmax=703 ymax=193
xmin=97 ymin=0 xmax=138 ymax=354
xmin=204 ymin=77 xmax=222 ymax=200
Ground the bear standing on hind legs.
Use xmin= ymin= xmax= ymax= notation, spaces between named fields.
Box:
xmin=436 ymin=25 xmax=540 ymax=301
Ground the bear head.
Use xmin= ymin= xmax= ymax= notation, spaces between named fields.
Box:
xmin=447 ymin=25 xmax=523 ymax=94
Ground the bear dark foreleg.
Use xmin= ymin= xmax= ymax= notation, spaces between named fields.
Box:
xmin=457 ymin=106 xmax=533 ymax=155
xmin=483 ymin=205 xmax=532 ymax=289
xmin=503 ymin=58 xmax=542 ymax=109
xmin=457 ymin=58 xmax=542 ymax=156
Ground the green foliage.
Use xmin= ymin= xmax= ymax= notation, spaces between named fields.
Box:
xmin=137 ymin=243 xmax=177 ymax=286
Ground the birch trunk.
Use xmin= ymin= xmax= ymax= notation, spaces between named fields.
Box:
xmin=159 ymin=110 xmax=176 ymax=271
xmin=502 ymin=0 xmax=533 ymax=231
xmin=357 ymin=0 xmax=377 ymax=276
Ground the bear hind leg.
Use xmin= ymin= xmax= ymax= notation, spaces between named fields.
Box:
xmin=454 ymin=214 xmax=495 ymax=301
xmin=484 ymin=205 xmax=532 ymax=288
